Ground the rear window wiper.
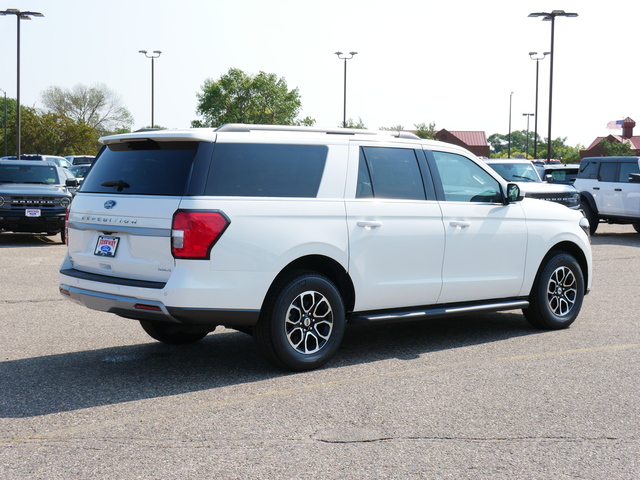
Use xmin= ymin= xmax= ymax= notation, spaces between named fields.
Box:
xmin=101 ymin=180 xmax=131 ymax=191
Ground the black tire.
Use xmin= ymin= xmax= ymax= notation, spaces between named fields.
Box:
xmin=523 ymin=252 xmax=585 ymax=330
xmin=139 ymin=320 xmax=213 ymax=345
xmin=254 ymin=271 xmax=346 ymax=371
xmin=580 ymin=200 xmax=598 ymax=235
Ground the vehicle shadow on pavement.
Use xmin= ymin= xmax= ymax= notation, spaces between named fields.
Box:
xmin=0 ymin=312 xmax=539 ymax=418
xmin=590 ymin=230 xmax=640 ymax=247
xmin=0 ymin=233 xmax=62 ymax=247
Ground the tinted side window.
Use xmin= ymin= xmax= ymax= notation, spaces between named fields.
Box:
xmin=431 ymin=151 xmax=502 ymax=202
xmin=80 ymin=141 xmax=198 ymax=195
xmin=618 ymin=162 xmax=639 ymax=182
xmin=205 ymin=144 xmax=327 ymax=198
xmin=598 ymin=162 xmax=617 ymax=182
xmin=357 ymin=147 xmax=426 ymax=200
xmin=578 ymin=161 xmax=599 ymax=179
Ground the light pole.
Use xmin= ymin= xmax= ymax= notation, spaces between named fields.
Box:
xmin=523 ymin=113 xmax=534 ymax=159
xmin=139 ymin=50 xmax=162 ymax=128
xmin=335 ymin=51 xmax=357 ymax=127
xmin=529 ymin=10 xmax=578 ymax=161
xmin=508 ymin=92 xmax=514 ymax=158
xmin=0 ymin=9 xmax=44 ymax=158
xmin=0 ymin=88 xmax=6 ymax=157
xmin=529 ymin=52 xmax=550 ymax=159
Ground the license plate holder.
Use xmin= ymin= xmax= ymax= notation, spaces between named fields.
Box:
xmin=25 ymin=209 xmax=41 ymax=217
xmin=94 ymin=235 xmax=120 ymax=257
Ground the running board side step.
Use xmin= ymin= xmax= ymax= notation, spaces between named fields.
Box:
xmin=349 ymin=299 xmax=530 ymax=325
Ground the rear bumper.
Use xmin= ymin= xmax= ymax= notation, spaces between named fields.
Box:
xmin=59 ymin=283 xmax=260 ymax=327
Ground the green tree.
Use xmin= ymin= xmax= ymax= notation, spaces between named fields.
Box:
xmin=341 ymin=117 xmax=366 ymax=129
xmin=414 ymin=122 xmax=437 ymax=140
xmin=599 ymin=138 xmax=635 ymax=156
xmin=380 ymin=124 xmax=405 ymax=131
xmin=12 ymin=106 xmax=97 ymax=155
xmin=488 ymin=130 xmax=581 ymax=161
xmin=193 ymin=68 xmax=314 ymax=127
xmin=41 ymin=83 xmax=134 ymax=136
xmin=0 ymin=96 xmax=17 ymax=156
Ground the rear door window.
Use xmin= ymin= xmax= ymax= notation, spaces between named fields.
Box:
xmin=205 ymin=143 xmax=327 ymax=197
xmin=357 ymin=147 xmax=427 ymax=200
xmin=80 ymin=141 xmax=199 ymax=196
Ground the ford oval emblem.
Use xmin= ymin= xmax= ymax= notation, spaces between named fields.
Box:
xmin=104 ymin=200 xmax=117 ymax=209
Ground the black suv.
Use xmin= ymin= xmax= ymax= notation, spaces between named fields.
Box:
xmin=0 ymin=160 xmax=78 ymax=242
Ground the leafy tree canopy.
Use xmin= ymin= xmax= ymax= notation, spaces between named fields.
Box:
xmin=41 ymin=83 xmax=134 ymax=136
xmin=599 ymin=138 xmax=635 ymax=156
xmin=3 ymin=105 xmax=97 ymax=156
xmin=193 ymin=68 xmax=314 ymax=127
xmin=341 ymin=117 xmax=366 ymax=129
xmin=414 ymin=122 xmax=437 ymax=139
xmin=488 ymin=129 xmax=582 ymax=162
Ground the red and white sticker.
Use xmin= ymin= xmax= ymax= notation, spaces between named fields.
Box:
xmin=94 ymin=235 xmax=120 ymax=257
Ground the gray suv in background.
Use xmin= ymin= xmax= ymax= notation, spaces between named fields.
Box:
xmin=575 ymin=156 xmax=640 ymax=234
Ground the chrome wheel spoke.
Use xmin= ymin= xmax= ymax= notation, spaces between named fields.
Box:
xmin=285 ymin=290 xmax=334 ymax=355
xmin=546 ymin=266 xmax=577 ymax=316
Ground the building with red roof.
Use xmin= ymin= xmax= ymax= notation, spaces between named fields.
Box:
xmin=580 ymin=117 xmax=640 ymax=158
xmin=434 ymin=129 xmax=490 ymax=158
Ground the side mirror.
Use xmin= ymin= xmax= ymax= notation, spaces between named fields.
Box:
xmin=66 ymin=178 xmax=79 ymax=188
xmin=544 ymin=174 xmax=553 ymax=182
xmin=629 ymin=173 xmax=640 ymax=184
xmin=506 ymin=183 xmax=523 ymax=203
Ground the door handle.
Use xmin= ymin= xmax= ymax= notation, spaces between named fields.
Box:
xmin=450 ymin=221 xmax=471 ymax=228
xmin=357 ymin=220 xmax=382 ymax=228
xmin=593 ymin=187 xmax=600 ymax=190
xmin=614 ymin=188 xmax=622 ymax=192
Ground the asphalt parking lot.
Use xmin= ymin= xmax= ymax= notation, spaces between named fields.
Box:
xmin=0 ymin=224 xmax=638 ymax=479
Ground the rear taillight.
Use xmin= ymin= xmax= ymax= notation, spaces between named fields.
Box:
xmin=171 ymin=210 xmax=230 ymax=259
xmin=64 ymin=207 xmax=70 ymax=244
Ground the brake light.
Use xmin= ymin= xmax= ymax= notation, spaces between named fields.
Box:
xmin=171 ymin=210 xmax=230 ymax=259
xmin=64 ymin=207 xmax=70 ymax=244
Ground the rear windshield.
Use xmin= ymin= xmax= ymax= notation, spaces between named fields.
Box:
xmin=205 ymin=143 xmax=328 ymax=197
xmin=80 ymin=141 xmax=198 ymax=195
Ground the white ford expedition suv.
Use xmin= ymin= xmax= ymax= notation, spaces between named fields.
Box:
xmin=59 ymin=125 xmax=592 ymax=371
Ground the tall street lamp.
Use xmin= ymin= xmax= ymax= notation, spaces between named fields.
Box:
xmin=523 ymin=113 xmax=534 ymax=159
xmin=0 ymin=88 xmax=7 ymax=157
xmin=335 ymin=51 xmax=357 ymax=127
xmin=529 ymin=10 xmax=578 ymax=161
xmin=529 ymin=51 xmax=550 ymax=159
xmin=139 ymin=50 xmax=162 ymax=128
xmin=0 ymin=9 xmax=44 ymax=158
xmin=508 ymin=92 xmax=514 ymax=158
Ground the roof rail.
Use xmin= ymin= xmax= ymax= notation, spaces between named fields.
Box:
xmin=214 ymin=123 xmax=420 ymax=139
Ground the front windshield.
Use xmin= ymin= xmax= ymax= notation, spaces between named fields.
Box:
xmin=489 ymin=163 xmax=540 ymax=182
xmin=0 ymin=164 xmax=61 ymax=184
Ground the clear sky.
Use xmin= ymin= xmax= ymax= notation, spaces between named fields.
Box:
xmin=1 ymin=0 xmax=638 ymax=149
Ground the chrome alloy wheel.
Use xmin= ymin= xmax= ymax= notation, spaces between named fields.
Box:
xmin=546 ymin=266 xmax=577 ymax=316
xmin=285 ymin=290 xmax=334 ymax=355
